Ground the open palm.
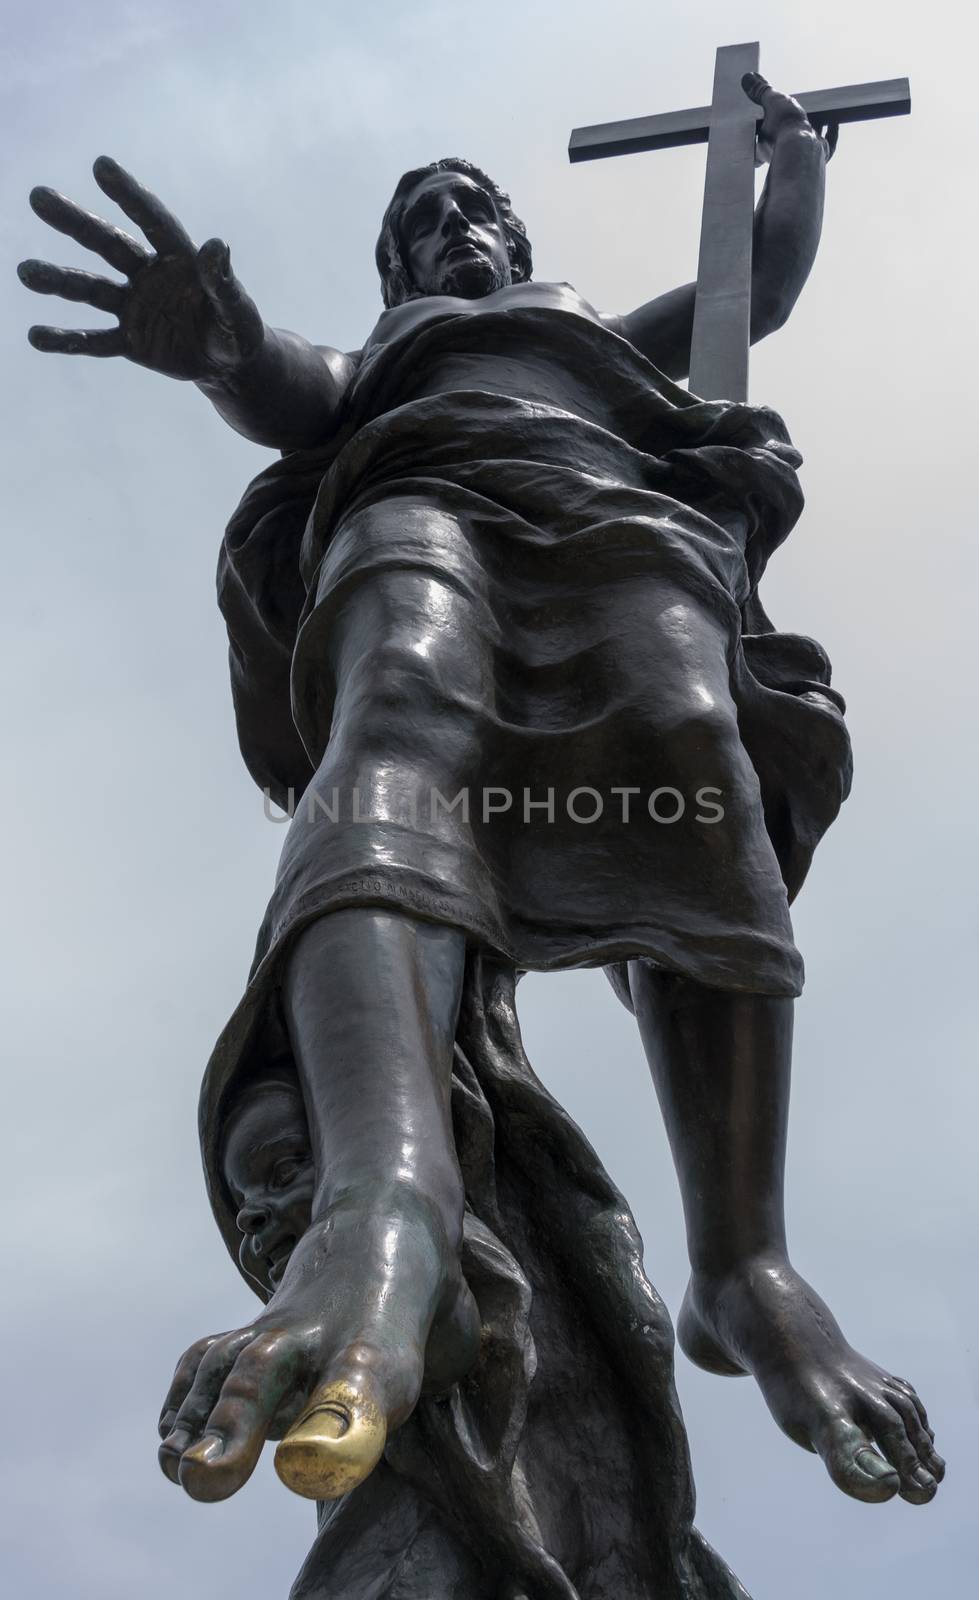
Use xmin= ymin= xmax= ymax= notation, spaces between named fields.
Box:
xmin=19 ymin=157 xmax=264 ymax=382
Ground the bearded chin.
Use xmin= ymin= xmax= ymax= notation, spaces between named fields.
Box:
xmin=436 ymin=254 xmax=511 ymax=299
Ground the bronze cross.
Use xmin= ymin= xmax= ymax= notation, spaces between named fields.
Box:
xmin=569 ymin=42 xmax=911 ymax=401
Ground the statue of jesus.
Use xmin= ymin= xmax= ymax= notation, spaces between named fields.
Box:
xmin=21 ymin=73 xmax=942 ymax=1524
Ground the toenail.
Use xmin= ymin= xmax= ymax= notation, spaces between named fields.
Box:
xmin=185 ymin=1434 xmax=224 ymax=1463
xmin=855 ymin=1448 xmax=897 ymax=1479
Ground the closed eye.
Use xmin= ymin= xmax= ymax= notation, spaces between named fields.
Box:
xmin=269 ymin=1154 xmax=309 ymax=1189
xmin=405 ymin=199 xmax=439 ymax=235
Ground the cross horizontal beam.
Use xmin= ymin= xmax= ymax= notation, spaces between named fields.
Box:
xmin=568 ymin=77 xmax=911 ymax=163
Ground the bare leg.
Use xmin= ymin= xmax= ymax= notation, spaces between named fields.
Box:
xmin=630 ymin=963 xmax=944 ymax=1506
xmin=159 ymin=908 xmax=479 ymax=1502
xmin=284 ymin=905 xmax=479 ymax=1398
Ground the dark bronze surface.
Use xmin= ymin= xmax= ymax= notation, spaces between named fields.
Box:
xmin=20 ymin=55 xmax=940 ymax=1600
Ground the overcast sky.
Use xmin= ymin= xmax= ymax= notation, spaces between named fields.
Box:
xmin=2 ymin=2 xmax=976 ymax=1596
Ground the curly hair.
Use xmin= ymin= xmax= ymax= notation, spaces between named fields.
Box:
xmin=375 ymin=158 xmax=533 ymax=309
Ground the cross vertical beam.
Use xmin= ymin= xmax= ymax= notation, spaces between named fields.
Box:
xmin=687 ymin=42 xmax=759 ymax=401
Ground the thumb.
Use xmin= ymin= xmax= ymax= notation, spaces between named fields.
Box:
xmin=741 ymin=71 xmax=772 ymax=107
xmin=197 ymin=238 xmax=264 ymax=359
xmin=197 ymin=236 xmax=235 ymax=297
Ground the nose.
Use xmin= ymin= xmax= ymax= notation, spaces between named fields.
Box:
xmin=237 ymin=1199 xmax=271 ymax=1235
xmin=441 ymin=202 xmax=470 ymax=238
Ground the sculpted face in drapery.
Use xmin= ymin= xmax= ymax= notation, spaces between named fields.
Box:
xmin=221 ymin=1077 xmax=314 ymax=1297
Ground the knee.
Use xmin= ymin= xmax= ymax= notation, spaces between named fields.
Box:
xmin=346 ymin=641 xmax=482 ymax=765
xmin=672 ymin=698 xmax=739 ymax=752
xmin=646 ymin=698 xmax=741 ymax=793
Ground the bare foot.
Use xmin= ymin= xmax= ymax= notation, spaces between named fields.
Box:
xmin=678 ymin=1256 xmax=944 ymax=1505
xmin=157 ymin=1185 xmax=480 ymax=1502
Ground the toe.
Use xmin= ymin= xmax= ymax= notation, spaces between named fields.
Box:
xmin=159 ymin=1427 xmax=196 ymax=1485
xmin=158 ymin=1335 xmax=223 ymax=1436
xmin=888 ymin=1380 xmax=945 ymax=1481
xmin=887 ymin=1390 xmax=945 ymax=1486
xmin=888 ymin=1375 xmax=931 ymax=1432
xmin=901 ymin=1466 xmax=938 ymax=1505
xmin=870 ymin=1403 xmax=937 ymax=1505
xmin=177 ymin=1433 xmax=234 ymax=1501
xmin=158 ymin=1330 xmax=256 ymax=1487
xmin=157 ymin=1336 xmax=226 ymax=1482
xmin=815 ymin=1415 xmax=900 ymax=1503
xmin=178 ymin=1332 xmax=300 ymax=1502
xmin=275 ymin=1376 xmax=387 ymax=1500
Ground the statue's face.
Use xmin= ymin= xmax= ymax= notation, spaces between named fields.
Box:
xmin=223 ymin=1083 xmax=313 ymax=1295
xmin=400 ymin=170 xmax=512 ymax=299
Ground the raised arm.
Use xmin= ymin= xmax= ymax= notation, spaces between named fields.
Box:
xmin=18 ymin=158 xmax=354 ymax=452
xmin=606 ymin=75 xmax=838 ymax=382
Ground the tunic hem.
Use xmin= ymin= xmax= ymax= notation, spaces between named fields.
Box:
xmin=258 ymin=867 xmax=804 ymax=999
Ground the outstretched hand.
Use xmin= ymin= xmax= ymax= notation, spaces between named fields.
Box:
xmin=742 ymin=73 xmax=839 ymax=166
xmin=19 ymin=158 xmax=264 ymax=382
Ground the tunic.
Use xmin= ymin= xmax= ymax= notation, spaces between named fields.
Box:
xmin=218 ymin=280 xmax=852 ymax=1009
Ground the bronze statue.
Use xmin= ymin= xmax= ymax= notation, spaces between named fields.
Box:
xmin=20 ymin=68 xmax=942 ymax=1600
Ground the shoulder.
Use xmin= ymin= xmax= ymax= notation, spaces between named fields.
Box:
xmin=312 ymin=344 xmax=363 ymax=405
xmin=315 ymin=345 xmax=362 ymax=384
